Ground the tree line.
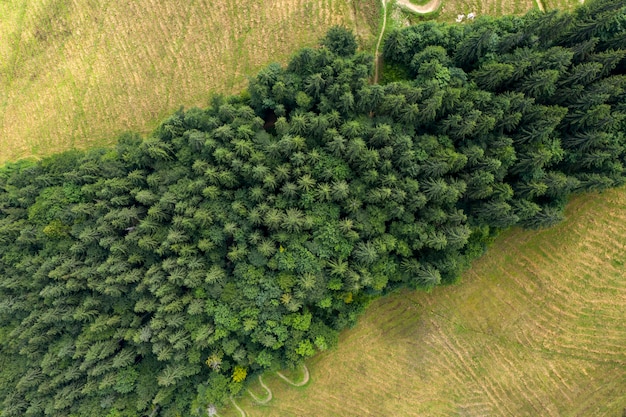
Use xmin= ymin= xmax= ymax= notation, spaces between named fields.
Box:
xmin=0 ymin=1 xmax=625 ymax=415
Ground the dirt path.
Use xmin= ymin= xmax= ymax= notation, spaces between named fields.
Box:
xmin=228 ymin=395 xmax=246 ymax=417
xmin=535 ymin=0 xmax=545 ymax=12
xmin=373 ymin=0 xmax=388 ymax=84
xmin=221 ymin=366 xmax=309 ymax=415
xmin=395 ymin=0 xmax=442 ymax=14
xmin=373 ymin=0 xmax=442 ymax=83
xmin=247 ymin=375 xmax=273 ymax=404
xmin=276 ymin=364 xmax=310 ymax=387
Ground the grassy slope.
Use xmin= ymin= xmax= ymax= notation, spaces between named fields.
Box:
xmin=0 ymin=0 xmax=378 ymax=165
xmin=224 ymin=188 xmax=626 ymax=417
xmin=542 ymin=0 xmax=584 ymax=11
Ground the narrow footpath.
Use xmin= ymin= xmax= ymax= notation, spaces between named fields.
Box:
xmin=374 ymin=0 xmax=443 ymax=83
xmin=247 ymin=375 xmax=273 ymax=404
xmin=276 ymin=364 xmax=310 ymax=387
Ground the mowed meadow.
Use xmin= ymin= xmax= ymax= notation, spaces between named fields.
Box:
xmin=542 ymin=0 xmax=584 ymax=12
xmin=221 ymin=188 xmax=626 ymax=417
xmin=0 ymin=0 xmax=377 ymax=164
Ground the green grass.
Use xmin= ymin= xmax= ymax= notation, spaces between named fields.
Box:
xmin=220 ymin=188 xmax=626 ymax=416
xmin=409 ymin=0 xmax=436 ymax=6
xmin=0 ymin=0 xmax=378 ymax=165
xmin=542 ymin=0 xmax=583 ymax=11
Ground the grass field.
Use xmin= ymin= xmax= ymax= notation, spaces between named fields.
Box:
xmin=0 ymin=0 xmax=378 ymax=165
xmin=542 ymin=0 xmax=584 ymax=11
xmin=408 ymin=0 xmax=438 ymax=6
xmin=218 ymin=187 xmax=626 ymax=416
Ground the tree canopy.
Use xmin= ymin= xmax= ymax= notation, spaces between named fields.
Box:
xmin=1 ymin=0 xmax=625 ymax=415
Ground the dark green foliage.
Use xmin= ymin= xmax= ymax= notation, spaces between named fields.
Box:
xmin=1 ymin=1 xmax=626 ymax=415
xmin=320 ymin=26 xmax=359 ymax=57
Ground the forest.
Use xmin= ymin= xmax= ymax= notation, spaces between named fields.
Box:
xmin=0 ymin=0 xmax=625 ymax=415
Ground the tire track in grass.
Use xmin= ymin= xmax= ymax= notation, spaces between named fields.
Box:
xmin=433 ymin=326 xmax=508 ymax=415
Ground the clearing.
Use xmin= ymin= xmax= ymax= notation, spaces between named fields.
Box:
xmin=0 ymin=0 xmax=377 ymax=164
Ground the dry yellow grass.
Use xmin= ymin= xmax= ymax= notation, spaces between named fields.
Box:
xmin=219 ymin=188 xmax=626 ymax=416
xmin=0 ymin=0 xmax=377 ymax=164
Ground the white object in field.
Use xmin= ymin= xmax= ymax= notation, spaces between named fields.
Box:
xmin=456 ymin=14 xmax=465 ymax=22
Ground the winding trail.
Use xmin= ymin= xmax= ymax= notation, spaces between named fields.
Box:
xmin=276 ymin=364 xmax=310 ymax=387
xmin=373 ymin=0 xmax=442 ymax=83
xmin=228 ymin=395 xmax=246 ymax=417
xmin=535 ymin=0 xmax=546 ymax=12
xmin=395 ymin=0 xmax=442 ymax=14
xmin=219 ymin=365 xmax=309 ymax=415
xmin=247 ymin=375 xmax=273 ymax=404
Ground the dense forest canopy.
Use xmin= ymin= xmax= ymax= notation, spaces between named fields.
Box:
xmin=0 ymin=0 xmax=625 ymax=415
